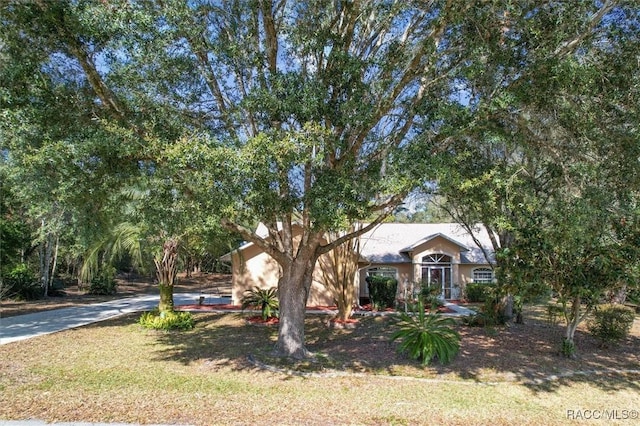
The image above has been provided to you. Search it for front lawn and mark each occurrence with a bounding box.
[0,307,638,425]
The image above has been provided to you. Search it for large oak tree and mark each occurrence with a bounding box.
[2,1,638,358]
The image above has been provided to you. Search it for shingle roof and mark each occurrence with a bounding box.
[221,222,496,265]
[359,223,495,264]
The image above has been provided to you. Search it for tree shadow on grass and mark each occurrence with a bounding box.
[143,312,279,371]
[124,309,640,392]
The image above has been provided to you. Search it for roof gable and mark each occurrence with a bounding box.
[400,233,469,253]
[359,223,495,265]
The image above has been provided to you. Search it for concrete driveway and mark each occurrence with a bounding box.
[0,293,230,345]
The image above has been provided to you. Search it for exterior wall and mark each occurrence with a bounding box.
[230,233,494,305]
[458,264,475,285]
[230,244,281,305]
[231,245,341,307]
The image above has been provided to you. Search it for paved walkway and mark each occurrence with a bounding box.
[0,293,229,345]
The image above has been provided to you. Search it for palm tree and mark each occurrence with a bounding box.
[81,222,180,313]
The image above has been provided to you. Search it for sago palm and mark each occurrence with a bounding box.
[241,286,279,320]
[391,302,460,365]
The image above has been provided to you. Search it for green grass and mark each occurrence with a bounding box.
[1,310,638,425]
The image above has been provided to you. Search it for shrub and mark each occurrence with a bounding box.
[464,283,494,303]
[419,282,444,310]
[365,275,397,309]
[627,287,640,305]
[391,302,460,365]
[588,304,636,347]
[3,263,42,300]
[48,278,66,297]
[461,296,508,327]
[241,286,279,320]
[139,309,195,331]
[561,338,576,357]
[88,266,118,295]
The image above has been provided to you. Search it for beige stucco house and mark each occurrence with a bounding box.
[222,223,496,306]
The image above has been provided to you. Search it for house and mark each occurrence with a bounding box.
[222,223,496,306]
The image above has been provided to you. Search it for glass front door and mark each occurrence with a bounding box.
[422,264,453,299]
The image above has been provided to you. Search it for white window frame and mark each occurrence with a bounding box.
[472,267,494,284]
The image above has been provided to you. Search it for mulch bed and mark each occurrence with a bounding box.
[175,303,457,314]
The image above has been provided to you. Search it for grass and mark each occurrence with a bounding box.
[1,308,639,425]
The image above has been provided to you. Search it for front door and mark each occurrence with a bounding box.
[423,266,453,299]
[421,254,453,300]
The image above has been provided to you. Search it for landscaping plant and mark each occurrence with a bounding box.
[3,263,41,300]
[588,304,636,348]
[464,283,493,303]
[391,302,460,366]
[365,275,398,310]
[139,309,195,331]
[88,266,118,295]
[241,286,279,321]
[419,282,444,310]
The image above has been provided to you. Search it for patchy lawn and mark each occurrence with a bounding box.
[0,300,638,425]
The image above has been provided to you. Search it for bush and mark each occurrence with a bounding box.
[3,263,42,300]
[391,302,460,365]
[241,286,279,320]
[48,278,66,297]
[588,304,636,347]
[464,283,494,303]
[365,275,397,310]
[139,309,195,331]
[462,296,508,327]
[419,282,444,310]
[88,266,118,295]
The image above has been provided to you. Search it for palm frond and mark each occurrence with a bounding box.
[80,222,146,283]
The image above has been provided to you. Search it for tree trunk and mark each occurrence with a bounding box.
[502,294,513,320]
[155,238,179,313]
[274,254,316,359]
[49,235,60,290]
[39,229,53,298]
[159,284,174,312]
[562,295,585,357]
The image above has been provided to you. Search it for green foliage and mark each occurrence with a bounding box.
[462,295,508,328]
[241,287,279,321]
[2,0,637,359]
[627,288,640,305]
[561,338,577,358]
[464,283,495,303]
[139,309,195,331]
[88,266,117,295]
[419,282,444,310]
[391,302,460,366]
[365,276,398,310]
[2,263,42,300]
[588,304,636,348]
[546,304,565,326]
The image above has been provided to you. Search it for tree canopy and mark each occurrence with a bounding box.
[1,0,638,357]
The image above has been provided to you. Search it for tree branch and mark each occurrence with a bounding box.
[553,0,617,58]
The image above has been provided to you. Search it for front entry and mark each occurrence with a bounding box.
[421,254,453,299]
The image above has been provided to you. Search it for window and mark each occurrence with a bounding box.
[366,266,397,279]
[472,268,494,284]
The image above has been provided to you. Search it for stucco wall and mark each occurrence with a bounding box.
[230,234,492,305]
[231,245,339,306]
